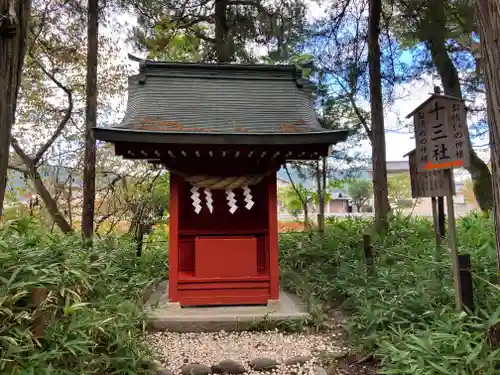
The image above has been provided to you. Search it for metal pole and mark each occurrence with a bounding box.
[438,196,446,238]
[431,197,443,282]
[431,197,441,247]
[445,168,462,310]
[458,254,474,312]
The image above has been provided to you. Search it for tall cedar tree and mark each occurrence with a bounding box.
[392,0,493,211]
[475,0,500,281]
[368,0,390,231]
[0,0,31,219]
[82,0,98,241]
[427,0,492,212]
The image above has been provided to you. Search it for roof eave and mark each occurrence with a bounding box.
[94,127,349,146]
[403,149,416,158]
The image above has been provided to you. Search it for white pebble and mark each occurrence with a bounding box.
[146,330,346,374]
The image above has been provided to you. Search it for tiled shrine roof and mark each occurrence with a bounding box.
[95,55,349,146]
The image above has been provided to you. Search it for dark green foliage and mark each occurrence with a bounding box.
[121,0,307,63]
[0,218,168,374]
[279,213,500,374]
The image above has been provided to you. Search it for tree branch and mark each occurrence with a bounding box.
[7,164,28,174]
[228,0,269,14]
[11,136,73,233]
[284,164,307,207]
[29,54,73,165]
[335,77,373,140]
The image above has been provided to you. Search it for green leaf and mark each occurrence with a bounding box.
[428,361,454,374]
[465,342,483,364]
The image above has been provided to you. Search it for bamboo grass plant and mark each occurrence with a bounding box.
[0,218,167,375]
[279,213,500,374]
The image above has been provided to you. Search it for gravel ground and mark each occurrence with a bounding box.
[147,329,365,375]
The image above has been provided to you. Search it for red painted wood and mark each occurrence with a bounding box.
[178,294,271,306]
[179,180,269,233]
[179,229,268,235]
[178,281,269,290]
[267,174,280,300]
[167,159,279,307]
[178,287,271,306]
[179,288,269,298]
[178,235,267,275]
[179,238,195,273]
[168,173,180,302]
[256,236,267,273]
[195,236,258,278]
[178,272,269,283]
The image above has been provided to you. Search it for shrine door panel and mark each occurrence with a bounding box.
[177,234,268,276]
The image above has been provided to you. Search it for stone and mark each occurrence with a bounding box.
[249,358,278,371]
[158,370,174,375]
[318,350,349,361]
[211,359,246,374]
[313,366,327,375]
[180,363,211,375]
[285,355,313,366]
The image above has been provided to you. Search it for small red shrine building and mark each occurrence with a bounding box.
[95,55,349,307]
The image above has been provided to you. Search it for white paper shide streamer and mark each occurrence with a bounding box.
[204,188,213,213]
[190,186,202,214]
[225,188,238,214]
[242,185,254,210]
[189,182,258,214]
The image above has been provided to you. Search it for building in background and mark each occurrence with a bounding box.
[364,161,475,216]
[277,159,478,219]
[6,163,477,221]
[276,167,352,218]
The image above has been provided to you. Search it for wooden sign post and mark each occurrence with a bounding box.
[406,93,471,311]
[405,149,453,279]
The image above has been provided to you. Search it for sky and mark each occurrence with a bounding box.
[105,0,489,170]
[305,1,489,170]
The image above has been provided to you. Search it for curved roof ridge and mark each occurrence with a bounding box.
[128,53,299,73]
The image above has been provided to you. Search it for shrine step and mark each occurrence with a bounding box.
[145,280,309,333]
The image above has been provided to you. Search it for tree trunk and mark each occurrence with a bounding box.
[82,0,98,242]
[128,202,142,236]
[302,202,309,228]
[11,139,73,233]
[67,177,73,228]
[321,157,327,229]
[214,0,231,62]
[0,0,31,220]
[475,0,500,282]
[425,0,493,212]
[316,160,325,233]
[136,231,144,257]
[368,0,390,232]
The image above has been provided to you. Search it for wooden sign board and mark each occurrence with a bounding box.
[408,94,471,172]
[408,150,455,198]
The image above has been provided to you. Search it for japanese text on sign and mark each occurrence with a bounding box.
[408,151,454,198]
[413,96,470,172]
